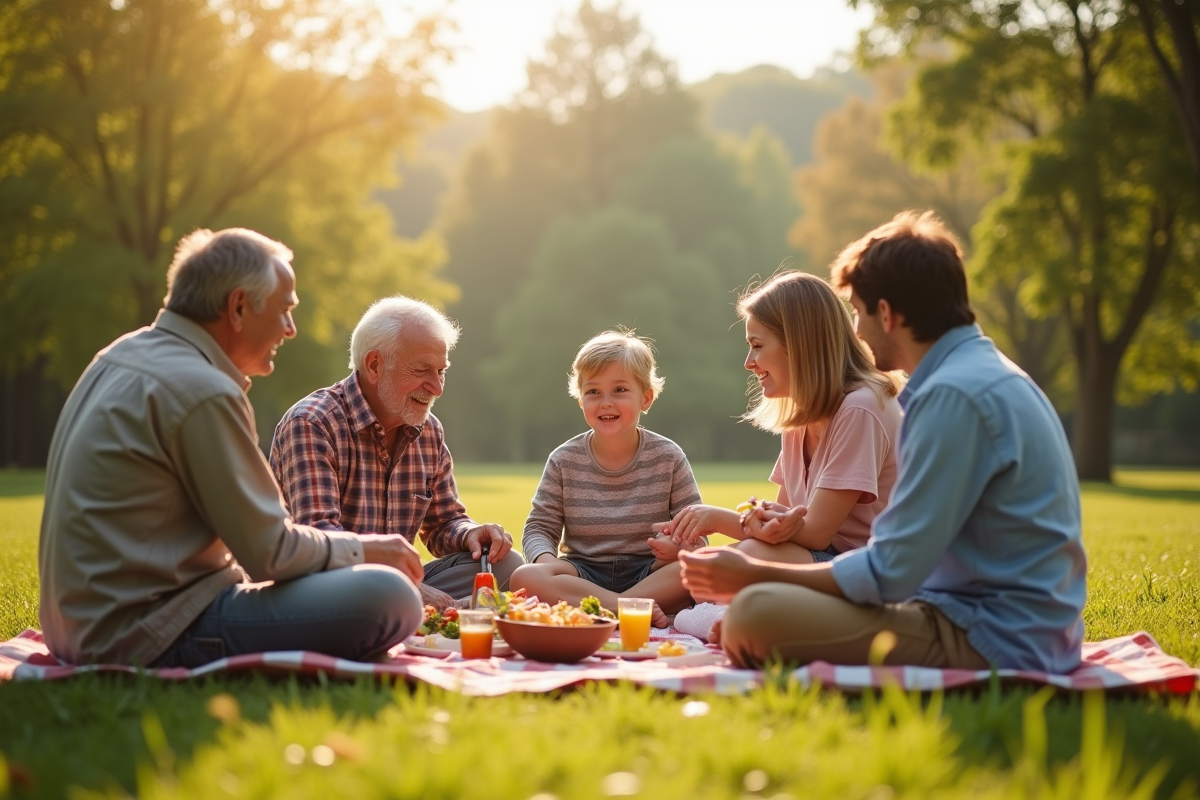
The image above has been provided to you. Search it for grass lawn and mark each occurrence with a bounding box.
[1,466,1198,799]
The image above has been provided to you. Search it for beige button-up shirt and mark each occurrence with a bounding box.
[39,310,365,665]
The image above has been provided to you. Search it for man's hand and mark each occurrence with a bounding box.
[745,501,807,545]
[419,582,459,612]
[464,523,513,563]
[679,547,766,604]
[359,533,424,585]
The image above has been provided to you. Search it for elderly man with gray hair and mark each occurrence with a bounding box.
[39,228,425,668]
[270,297,523,609]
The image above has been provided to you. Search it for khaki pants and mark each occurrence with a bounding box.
[721,583,990,670]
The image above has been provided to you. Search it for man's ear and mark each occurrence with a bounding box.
[362,350,382,385]
[226,287,248,332]
[876,298,904,333]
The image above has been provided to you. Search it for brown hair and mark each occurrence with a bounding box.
[568,329,665,401]
[829,210,975,342]
[738,271,900,432]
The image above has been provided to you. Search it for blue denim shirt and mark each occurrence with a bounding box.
[832,325,1087,672]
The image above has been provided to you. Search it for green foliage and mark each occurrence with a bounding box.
[860,0,1200,479]
[0,0,456,440]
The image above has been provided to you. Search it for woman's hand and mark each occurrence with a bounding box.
[745,500,807,545]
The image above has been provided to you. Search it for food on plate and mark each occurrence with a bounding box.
[502,596,613,626]
[656,640,688,657]
[475,587,529,616]
[417,605,460,639]
[579,595,616,620]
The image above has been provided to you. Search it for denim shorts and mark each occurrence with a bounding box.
[809,544,841,563]
[562,554,657,593]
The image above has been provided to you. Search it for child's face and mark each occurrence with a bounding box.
[577,362,654,440]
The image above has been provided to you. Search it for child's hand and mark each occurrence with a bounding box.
[647,533,682,562]
[657,504,721,546]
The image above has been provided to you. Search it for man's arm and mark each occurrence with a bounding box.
[831,387,1000,605]
[680,547,843,603]
[177,394,363,580]
[269,413,348,531]
[416,433,475,557]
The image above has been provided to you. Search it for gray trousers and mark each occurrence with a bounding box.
[151,564,423,668]
[423,549,526,599]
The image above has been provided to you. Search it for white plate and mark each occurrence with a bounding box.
[593,639,716,665]
[402,634,513,658]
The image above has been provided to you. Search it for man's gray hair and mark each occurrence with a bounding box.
[164,228,293,322]
[349,296,461,371]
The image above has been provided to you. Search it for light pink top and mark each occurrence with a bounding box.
[769,384,903,554]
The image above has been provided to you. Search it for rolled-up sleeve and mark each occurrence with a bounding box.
[176,394,363,581]
[832,387,999,605]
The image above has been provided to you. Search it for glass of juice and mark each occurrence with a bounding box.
[458,609,495,659]
[617,597,653,652]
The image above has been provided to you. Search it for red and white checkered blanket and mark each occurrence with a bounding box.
[2,629,1194,695]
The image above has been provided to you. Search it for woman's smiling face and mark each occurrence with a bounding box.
[744,314,791,400]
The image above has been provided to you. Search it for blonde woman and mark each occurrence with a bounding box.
[657,270,903,565]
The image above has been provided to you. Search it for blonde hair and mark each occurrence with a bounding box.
[568,329,665,401]
[738,271,900,432]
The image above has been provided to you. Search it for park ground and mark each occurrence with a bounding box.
[0,465,1198,799]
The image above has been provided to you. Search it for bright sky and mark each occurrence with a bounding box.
[392,1,875,112]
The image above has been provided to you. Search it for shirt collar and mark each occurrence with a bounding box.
[342,370,424,440]
[898,324,982,411]
[154,309,250,392]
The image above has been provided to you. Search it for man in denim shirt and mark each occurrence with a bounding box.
[681,211,1086,673]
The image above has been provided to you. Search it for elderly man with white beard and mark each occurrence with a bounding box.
[271,296,523,609]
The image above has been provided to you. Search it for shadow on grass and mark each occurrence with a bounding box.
[1082,481,1200,504]
[0,671,401,800]
[0,470,45,498]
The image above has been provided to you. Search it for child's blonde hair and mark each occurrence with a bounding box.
[738,271,900,433]
[568,329,665,401]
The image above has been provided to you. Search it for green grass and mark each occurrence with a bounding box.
[1,467,1199,799]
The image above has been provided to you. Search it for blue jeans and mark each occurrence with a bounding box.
[563,555,657,593]
[151,564,422,668]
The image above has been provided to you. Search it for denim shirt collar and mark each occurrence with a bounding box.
[898,324,983,411]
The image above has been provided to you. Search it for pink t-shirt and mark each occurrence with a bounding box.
[769,385,903,554]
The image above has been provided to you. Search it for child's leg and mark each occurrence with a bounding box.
[622,561,693,627]
[509,560,620,609]
[734,538,816,564]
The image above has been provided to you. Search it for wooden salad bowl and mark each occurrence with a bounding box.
[494,617,618,663]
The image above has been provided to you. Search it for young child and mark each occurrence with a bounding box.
[509,330,703,623]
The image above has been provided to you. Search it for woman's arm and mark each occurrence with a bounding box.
[748,488,861,549]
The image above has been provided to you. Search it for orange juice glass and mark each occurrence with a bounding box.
[617,598,653,652]
[458,609,494,659]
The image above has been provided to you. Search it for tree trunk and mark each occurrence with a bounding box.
[1071,350,1121,482]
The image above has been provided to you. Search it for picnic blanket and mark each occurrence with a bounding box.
[1,629,1195,695]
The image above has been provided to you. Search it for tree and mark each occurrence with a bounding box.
[860,0,1200,480]
[0,0,449,390]
[1131,0,1200,191]
[480,207,750,461]
[434,1,698,460]
[789,61,1069,399]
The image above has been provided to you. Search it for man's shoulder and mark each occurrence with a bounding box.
[102,326,242,407]
[920,335,1031,403]
[280,380,352,426]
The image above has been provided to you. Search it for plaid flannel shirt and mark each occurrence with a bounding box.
[269,372,473,557]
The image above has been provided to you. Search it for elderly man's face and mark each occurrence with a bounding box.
[375,324,450,427]
[235,260,298,377]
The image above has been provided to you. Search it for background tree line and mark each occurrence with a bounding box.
[2,0,1197,480]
